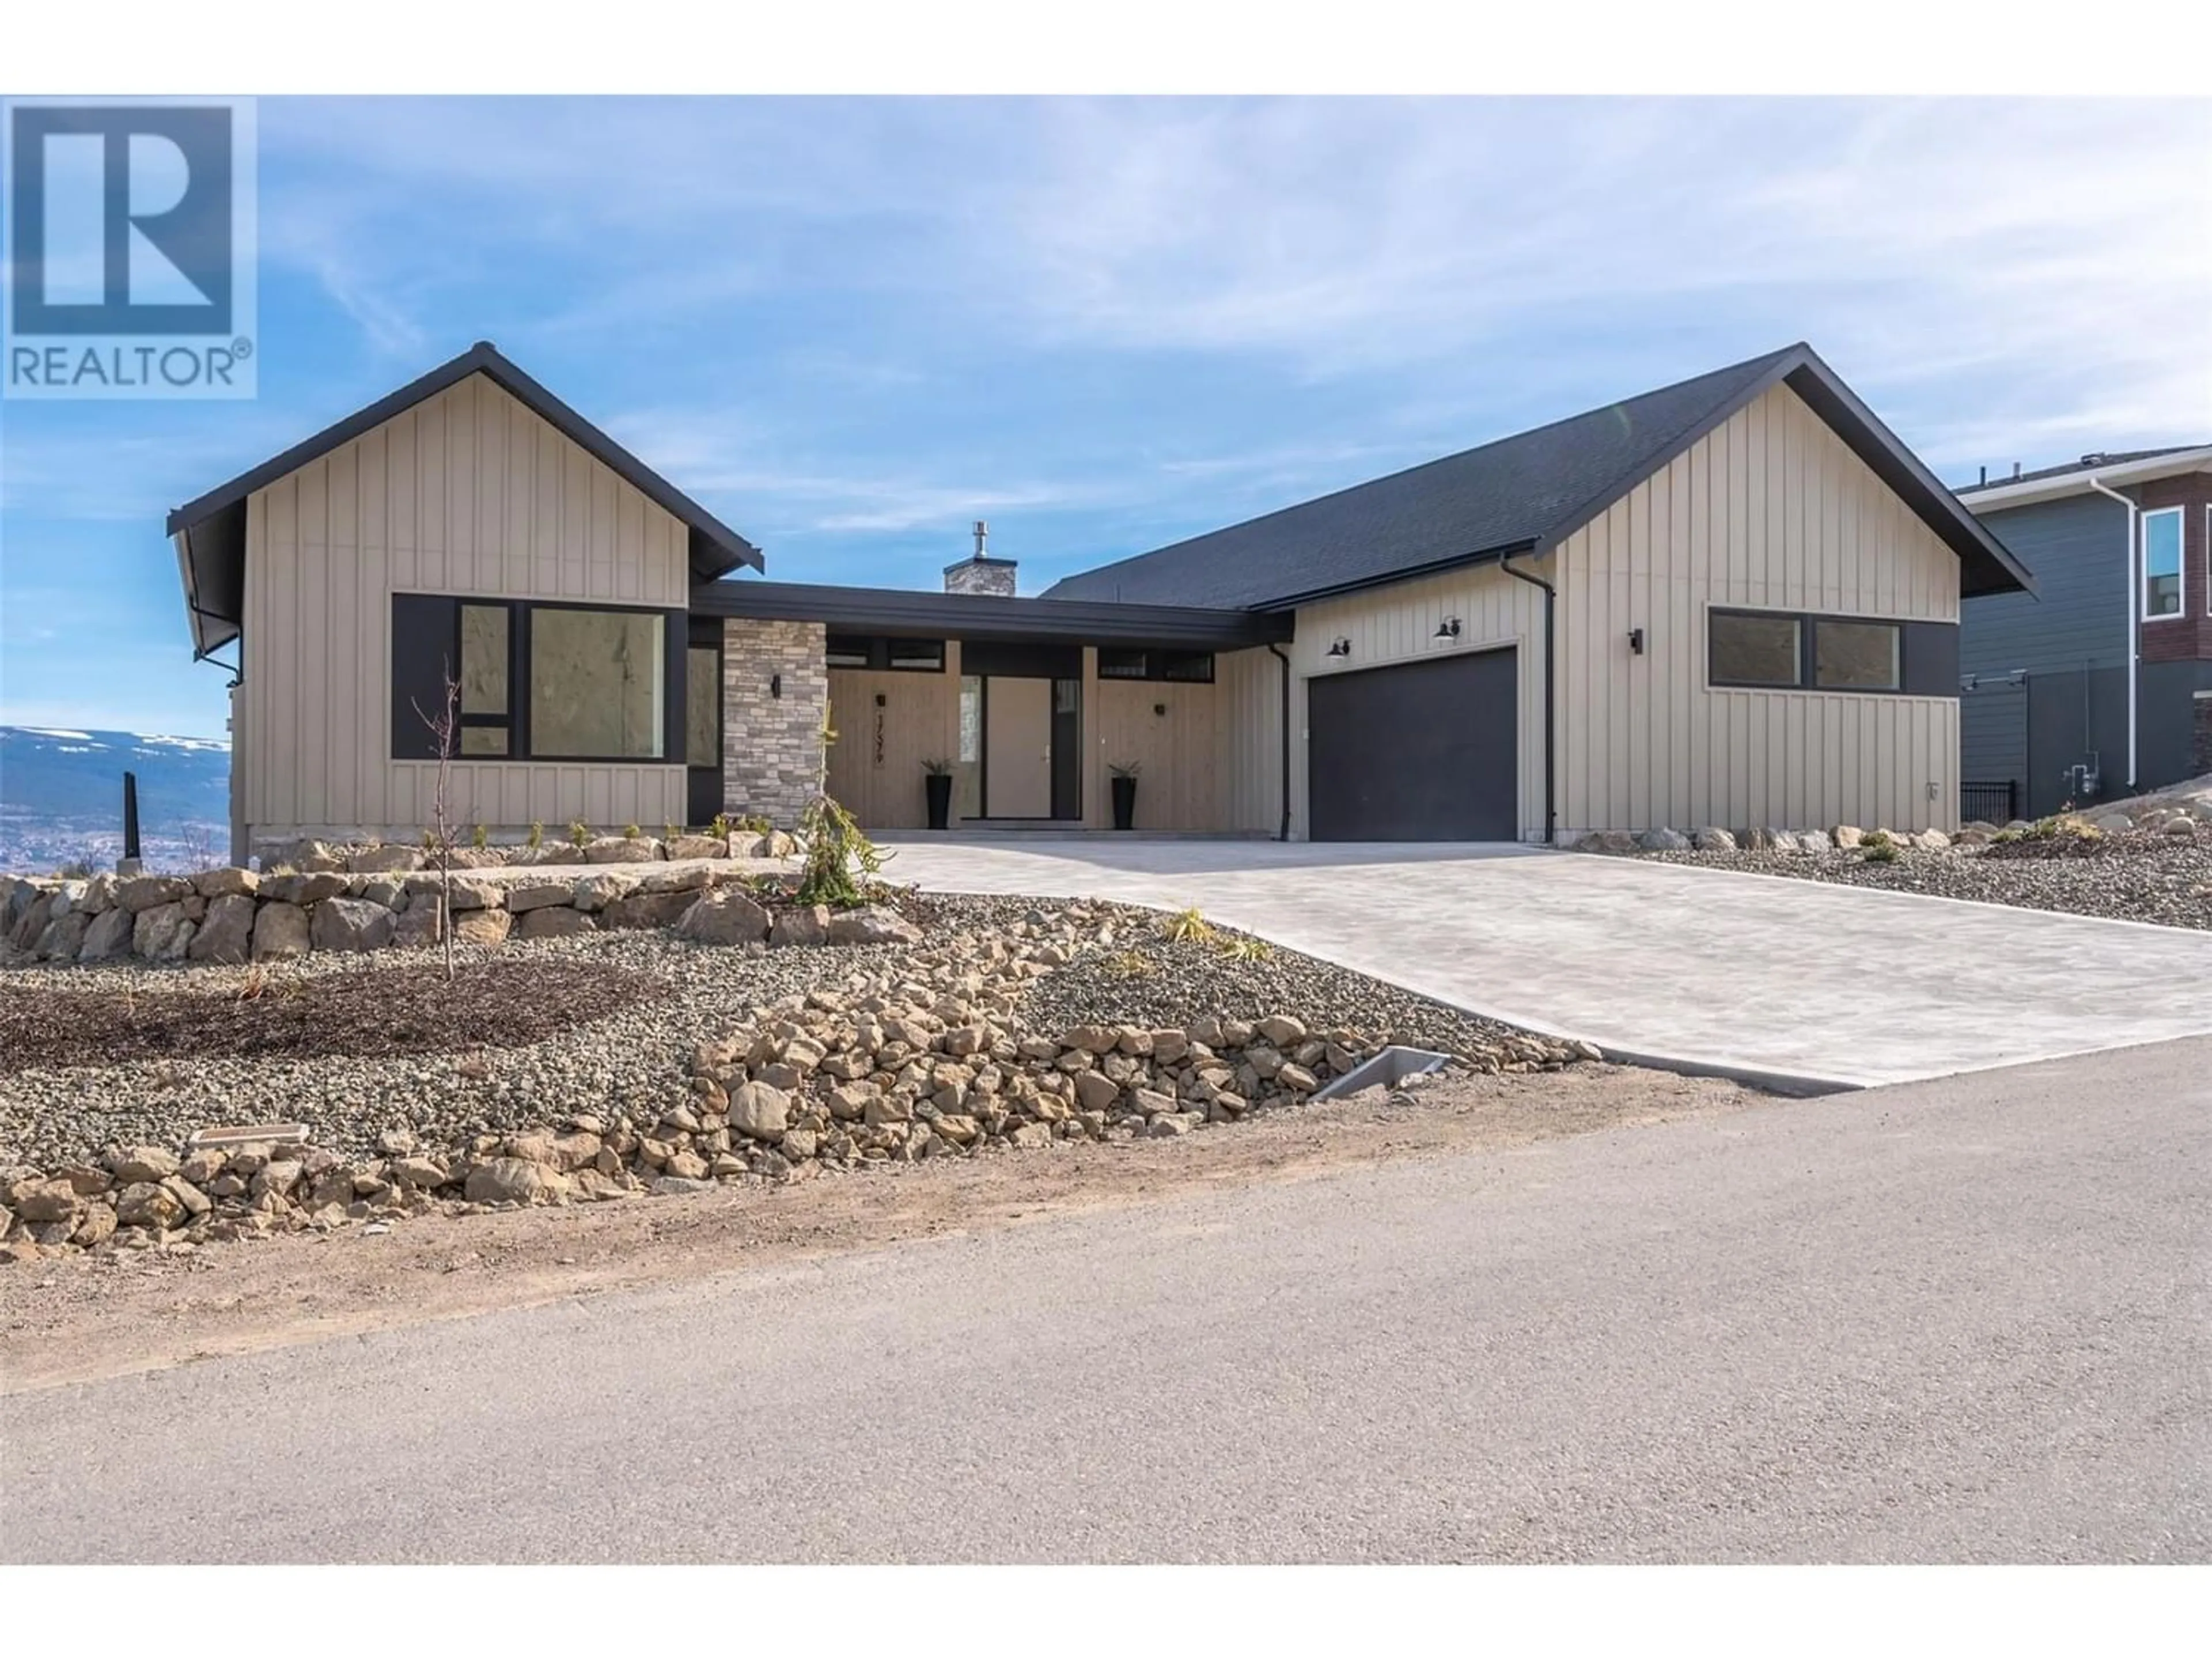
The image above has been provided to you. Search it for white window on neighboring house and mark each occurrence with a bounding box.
[2143,506,2184,620]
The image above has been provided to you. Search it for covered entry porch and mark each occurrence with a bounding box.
[688,580,1295,835]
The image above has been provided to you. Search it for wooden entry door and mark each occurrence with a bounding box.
[984,677,1053,817]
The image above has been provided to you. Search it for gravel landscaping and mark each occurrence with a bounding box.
[1635,828,2212,931]
[0,895,1592,1259]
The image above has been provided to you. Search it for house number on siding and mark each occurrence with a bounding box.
[874,710,885,766]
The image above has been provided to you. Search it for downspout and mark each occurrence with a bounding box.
[2084,476,2139,790]
[1501,551,1557,844]
[1267,642,1292,841]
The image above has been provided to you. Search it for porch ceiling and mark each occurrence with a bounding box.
[690,578,1294,650]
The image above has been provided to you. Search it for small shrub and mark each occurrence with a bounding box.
[1218,935,1273,963]
[1161,905,1214,944]
[736,813,772,836]
[709,813,731,839]
[623,822,642,841]
[794,792,888,908]
[237,964,268,1002]
[1105,948,1156,977]
[1862,840,1900,865]
[568,820,590,848]
[662,821,680,844]
[421,827,439,851]
[1861,829,1895,850]
[471,823,489,851]
[527,821,544,850]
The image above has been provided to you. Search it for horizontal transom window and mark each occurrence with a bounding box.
[825,634,946,673]
[1709,608,1907,694]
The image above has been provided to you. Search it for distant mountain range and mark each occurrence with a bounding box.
[0,725,230,874]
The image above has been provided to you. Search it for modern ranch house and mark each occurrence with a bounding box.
[168,340,2033,864]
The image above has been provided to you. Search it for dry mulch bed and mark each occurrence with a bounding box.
[0,957,664,1074]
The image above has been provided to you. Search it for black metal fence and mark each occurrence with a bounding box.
[1960,780,2018,825]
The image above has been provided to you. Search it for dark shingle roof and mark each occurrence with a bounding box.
[1045,343,2032,607]
[1956,445,2210,493]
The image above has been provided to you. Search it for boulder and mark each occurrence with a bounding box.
[36,912,92,961]
[1795,828,1834,853]
[1830,824,1864,849]
[402,872,502,911]
[603,889,699,930]
[1255,1014,1308,1048]
[770,904,832,948]
[463,1158,569,1206]
[192,866,259,899]
[505,880,581,914]
[2089,813,2132,834]
[1743,827,1782,851]
[1635,827,1691,851]
[186,893,256,964]
[350,844,425,874]
[516,906,598,940]
[637,863,713,895]
[729,1081,791,1141]
[8,1177,81,1223]
[115,873,192,912]
[2165,817,2199,838]
[252,902,312,960]
[9,893,54,952]
[584,836,661,865]
[393,905,444,949]
[1277,1063,1320,1093]
[132,902,195,961]
[1691,826,1738,852]
[1573,830,1638,854]
[1913,828,1952,851]
[823,904,922,946]
[1072,1069,1121,1113]
[675,889,771,945]
[668,835,726,862]
[571,871,637,913]
[453,908,513,947]
[76,904,137,963]
[267,870,348,906]
[113,1181,185,1230]
[109,1146,181,1183]
[71,1204,118,1248]
[310,897,397,953]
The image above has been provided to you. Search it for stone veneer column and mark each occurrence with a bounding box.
[721,619,828,827]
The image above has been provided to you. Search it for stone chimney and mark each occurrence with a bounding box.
[944,518,1018,597]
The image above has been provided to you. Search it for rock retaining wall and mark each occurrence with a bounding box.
[2,862,913,968]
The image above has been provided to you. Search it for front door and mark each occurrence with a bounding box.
[984,676,1053,817]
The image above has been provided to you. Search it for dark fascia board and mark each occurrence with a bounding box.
[691,579,1296,649]
[164,340,764,585]
[1252,539,1542,611]
[1529,343,2037,601]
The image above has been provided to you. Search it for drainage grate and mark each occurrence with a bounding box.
[1311,1046,1453,1102]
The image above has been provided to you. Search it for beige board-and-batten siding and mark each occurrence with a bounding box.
[823,652,960,830]
[1553,380,1960,838]
[237,373,690,851]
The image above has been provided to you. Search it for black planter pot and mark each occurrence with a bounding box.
[1110,775,1138,831]
[925,772,953,831]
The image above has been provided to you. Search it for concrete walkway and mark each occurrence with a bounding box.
[876,835,2212,1089]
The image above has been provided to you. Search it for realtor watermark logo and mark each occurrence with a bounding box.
[3,97,257,398]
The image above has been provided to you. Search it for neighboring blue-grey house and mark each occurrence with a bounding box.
[1956,446,2212,821]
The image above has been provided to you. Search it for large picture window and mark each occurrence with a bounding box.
[391,595,681,763]
[1708,611,1802,688]
[1812,619,1901,691]
[2143,506,2183,620]
[531,607,666,759]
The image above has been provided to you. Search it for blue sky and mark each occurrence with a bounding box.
[3,95,2209,740]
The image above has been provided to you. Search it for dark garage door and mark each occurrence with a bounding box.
[1308,648,1517,840]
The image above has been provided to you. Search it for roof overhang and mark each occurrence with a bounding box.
[1957,447,2212,513]
[164,342,764,655]
[691,579,1296,650]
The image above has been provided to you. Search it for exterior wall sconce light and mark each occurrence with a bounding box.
[1325,638,1351,658]
[770,672,783,699]
[874,692,887,707]
[1628,627,1645,655]
[1433,617,1461,641]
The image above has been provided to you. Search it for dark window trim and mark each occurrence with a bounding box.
[1096,646,1216,684]
[1707,605,1948,698]
[391,593,685,766]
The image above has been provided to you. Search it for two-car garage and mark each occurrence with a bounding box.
[1306,647,1518,842]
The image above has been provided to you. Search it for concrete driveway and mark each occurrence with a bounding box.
[877,836,2212,1089]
